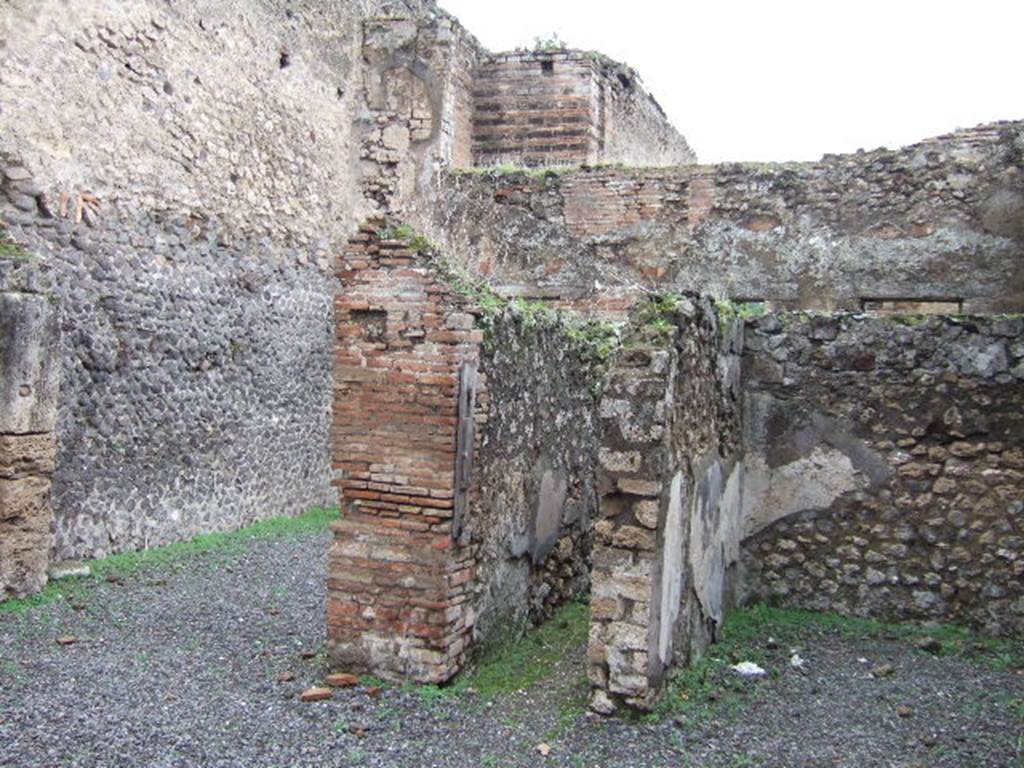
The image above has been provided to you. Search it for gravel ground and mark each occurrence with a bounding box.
[1,528,1021,768]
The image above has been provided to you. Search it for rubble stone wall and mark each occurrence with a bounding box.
[588,298,743,713]
[740,313,1024,635]
[0,0,482,561]
[431,121,1024,314]
[467,308,604,645]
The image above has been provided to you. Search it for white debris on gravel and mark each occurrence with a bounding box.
[790,654,805,669]
[730,661,767,677]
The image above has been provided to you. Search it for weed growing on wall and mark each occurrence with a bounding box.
[715,299,767,325]
[0,227,31,260]
[530,33,567,52]
[379,219,624,366]
[620,293,684,347]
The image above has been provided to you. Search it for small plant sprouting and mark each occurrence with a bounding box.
[531,33,567,52]
[0,227,32,261]
[715,299,767,325]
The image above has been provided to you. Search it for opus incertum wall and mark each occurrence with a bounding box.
[740,313,1024,635]
[430,121,1024,316]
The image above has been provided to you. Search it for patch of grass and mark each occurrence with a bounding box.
[652,603,1023,723]
[736,604,1022,670]
[407,600,590,711]
[716,299,767,325]
[621,293,684,347]
[373,220,624,371]
[532,32,567,52]
[453,600,590,700]
[0,507,340,616]
[565,319,621,365]
[0,659,24,684]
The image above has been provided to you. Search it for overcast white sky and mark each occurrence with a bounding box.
[437,0,1023,162]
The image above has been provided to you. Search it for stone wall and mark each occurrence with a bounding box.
[592,56,696,168]
[740,313,1024,635]
[430,121,1024,314]
[356,10,482,217]
[0,0,484,562]
[467,307,604,644]
[329,220,608,677]
[588,298,743,713]
[470,51,694,170]
[0,249,60,598]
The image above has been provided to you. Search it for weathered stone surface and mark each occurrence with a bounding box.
[0,293,59,434]
[589,297,743,714]
[0,476,54,598]
[430,122,1024,317]
[741,313,1024,635]
[0,433,56,478]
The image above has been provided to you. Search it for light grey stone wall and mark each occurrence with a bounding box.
[588,297,743,713]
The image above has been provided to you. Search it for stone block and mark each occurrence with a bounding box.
[0,433,56,478]
[0,293,60,434]
[0,475,54,598]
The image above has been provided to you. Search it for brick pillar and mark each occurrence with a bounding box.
[328,220,482,682]
[1,291,60,600]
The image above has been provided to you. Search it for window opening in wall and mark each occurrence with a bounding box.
[860,298,963,315]
[541,60,554,75]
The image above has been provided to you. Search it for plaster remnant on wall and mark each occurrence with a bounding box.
[741,448,860,539]
[658,471,685,665]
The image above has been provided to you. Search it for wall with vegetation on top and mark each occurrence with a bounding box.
[588,297,744,713]
[429,122,1024,316]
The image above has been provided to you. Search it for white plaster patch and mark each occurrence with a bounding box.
[742,448,860,539]
[658,471,686,665]
[688,462,744,627]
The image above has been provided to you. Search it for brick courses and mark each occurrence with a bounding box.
[328,219,483,682]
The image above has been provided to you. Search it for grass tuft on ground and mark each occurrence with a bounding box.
[409,599,590,712]
[0,506,340,615]
[454,600,590,699]
[653,603,1024,723]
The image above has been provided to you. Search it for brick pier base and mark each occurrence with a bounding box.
[327,220,481,682]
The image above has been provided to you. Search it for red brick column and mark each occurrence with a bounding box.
[328,220,482,682]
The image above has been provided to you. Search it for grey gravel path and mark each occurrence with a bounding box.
[1,528,1021,768]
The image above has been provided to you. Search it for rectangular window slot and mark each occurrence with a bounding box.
[860,298,962,315]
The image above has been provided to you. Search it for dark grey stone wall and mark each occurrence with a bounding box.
[740,313,1024,635]
[2,156,335,559]
[467,307,604,644]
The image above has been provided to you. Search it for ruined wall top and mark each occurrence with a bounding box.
[428,119,1024,315]
[471,49,695,169]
